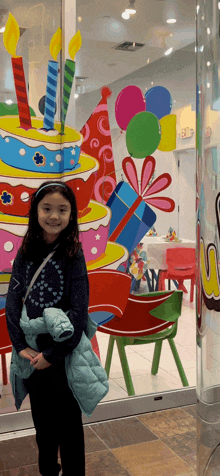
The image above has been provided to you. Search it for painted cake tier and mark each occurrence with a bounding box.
[0,200,112,271]
[78,200,111,262]
[0,154,99,215]
[0,273,11,297]
[0,215,27,272]
[0,116,83,173]
[86,242,128,271]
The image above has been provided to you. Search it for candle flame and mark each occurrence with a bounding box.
[3,13,20,58]
[68,30,82,61]
[50,27,62,61]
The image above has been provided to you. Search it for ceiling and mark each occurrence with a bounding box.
[75,0,196,92]
[0,0,196,95]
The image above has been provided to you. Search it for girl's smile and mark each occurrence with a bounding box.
[37,192,72,243]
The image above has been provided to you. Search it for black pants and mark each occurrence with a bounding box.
[25,362,85,476]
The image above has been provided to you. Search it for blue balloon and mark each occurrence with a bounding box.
[145,86,172,120]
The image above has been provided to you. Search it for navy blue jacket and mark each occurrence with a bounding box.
[5,240,89,364]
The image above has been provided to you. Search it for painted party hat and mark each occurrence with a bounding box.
[80,86,117,204]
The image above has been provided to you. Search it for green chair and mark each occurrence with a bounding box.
[97,290,189,396]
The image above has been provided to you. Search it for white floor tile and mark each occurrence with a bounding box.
[113,369,182,396]
[101,378,128,401]
[170,367,196,387]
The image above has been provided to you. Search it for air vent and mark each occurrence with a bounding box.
[114,41,145,52]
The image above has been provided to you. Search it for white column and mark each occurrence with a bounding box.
[62,0,76,127]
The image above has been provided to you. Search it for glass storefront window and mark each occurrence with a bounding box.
[0,0,197,429]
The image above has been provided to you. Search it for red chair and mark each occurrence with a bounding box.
[0,308,12,385]
[159,248,196,302]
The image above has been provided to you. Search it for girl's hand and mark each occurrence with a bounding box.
[19,347,40,361]
[30,352,52,370]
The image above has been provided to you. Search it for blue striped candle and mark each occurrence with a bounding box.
[43,60,59,130]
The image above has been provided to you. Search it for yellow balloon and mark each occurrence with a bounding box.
[158,114,176,151]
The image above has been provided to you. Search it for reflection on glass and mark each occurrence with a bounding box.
[0,0,62,416]
[197,0,220,474]
[76,0,196,403]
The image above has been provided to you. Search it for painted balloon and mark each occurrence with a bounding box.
[115,85,146,130]
[145,86,172,120]
[126,111,161,158]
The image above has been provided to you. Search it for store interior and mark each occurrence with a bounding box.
[0,0,197,416]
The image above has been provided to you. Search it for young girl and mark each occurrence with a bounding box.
[6,181,88,476]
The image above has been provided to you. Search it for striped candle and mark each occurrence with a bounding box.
[3,13,32,130]
[43,60,59,130]
[11,57,32,130]
[61,59,75,134]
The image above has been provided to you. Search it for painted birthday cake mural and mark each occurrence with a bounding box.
[0,13,128,285]
[0,13,177,331]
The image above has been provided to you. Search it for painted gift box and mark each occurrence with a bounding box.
[107,156,175,254]
[107,181,156,254]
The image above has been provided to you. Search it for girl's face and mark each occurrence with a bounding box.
[37,192,72,243]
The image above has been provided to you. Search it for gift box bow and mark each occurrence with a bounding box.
[109,156,175,243]
[122,156,175,212]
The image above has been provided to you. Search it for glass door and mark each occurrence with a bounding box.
[0,0,65,432]
[75,0,197,422]
[1,0,197,433]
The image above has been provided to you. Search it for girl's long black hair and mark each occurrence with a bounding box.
[19,181,81,260]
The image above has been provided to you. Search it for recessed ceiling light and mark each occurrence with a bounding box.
[207,61,211,66]
[122,11,130,19]
[167,18,176,24]
[207,27,210,34]
[74,93,79,99]
[165,47,173,55]
[0,26,5,33]
[125,0,136,14]
[207,82,210,88]
[77,16,82,22]
[151,82,154,85]
[147,58,150,63]
[170,33,173,37]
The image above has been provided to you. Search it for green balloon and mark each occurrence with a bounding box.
[126,111,161,158]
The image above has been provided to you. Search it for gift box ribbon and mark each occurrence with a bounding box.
[109,156,175,242]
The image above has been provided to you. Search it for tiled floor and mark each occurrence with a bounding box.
[0,405,197,475]
[0,280,196,413]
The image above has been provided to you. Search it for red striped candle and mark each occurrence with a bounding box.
[11,57,32,130]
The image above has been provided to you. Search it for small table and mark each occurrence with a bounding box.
[140,236,196,291]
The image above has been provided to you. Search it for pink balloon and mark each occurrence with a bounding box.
[115,85,146,130]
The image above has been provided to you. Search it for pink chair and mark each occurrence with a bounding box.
[159,248,196,302]
[0,308,12,385]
